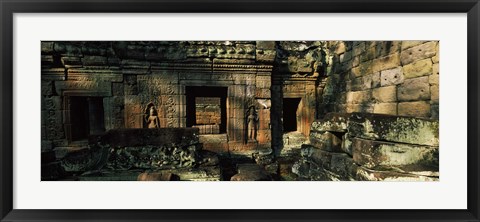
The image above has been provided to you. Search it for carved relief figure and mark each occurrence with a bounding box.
[246,106,259,142]
[145,105,160,129]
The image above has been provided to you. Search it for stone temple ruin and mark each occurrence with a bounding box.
[41,41,439,181]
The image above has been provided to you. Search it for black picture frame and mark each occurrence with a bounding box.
[1,0,479,221]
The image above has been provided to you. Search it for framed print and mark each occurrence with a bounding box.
[1,0,479,221]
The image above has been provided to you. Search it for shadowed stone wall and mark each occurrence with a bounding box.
[321,41,439,119]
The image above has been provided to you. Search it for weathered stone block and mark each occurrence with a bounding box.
[294,146,359,181]
[108,57,121,66]
[55,81,112,96]
[398,101,431,118]
[376,41,401,58]
[61,56,82,68]
[299,145,332,168]
[429,73,439,86]
[339,51,352,63]
[380,67,404,86]
[372,53,401,73]
[41,42,54,54]
[341,133,353,155]
[255,88,271,98]
[335,42,347,54]
[352,138,438,170]
[335,59,352,74]
[256,41,275,50]
[348,113,439,146]
[431,104,439,120]
[83,56,108,66]
[54,42,82,56]
[309,131,342,152]
[360,46,376,62]
[351,60,373,77]
[401,41,427,50]
[346,104,373,113]
[112,83,124,96]
[403,58,433,79]
[329,153,358,180]
[124,75,138,95]
[67,70,123,82]
[431,86,439,103]
[432,43,439,64]
[400,41,437,65]
[372,86,396,103]
[432,63,439,76]
[371,72,381,88]
[352,42,366,56]
[373,103,397,115]
[311,113,349,132]
[397,76,430,101]
[346,90,371,104]
[352,56,360,68]
[350,76,371,91]
[256,50,276,62]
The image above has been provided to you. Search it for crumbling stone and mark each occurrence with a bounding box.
[352,138,438,170]
[348,113,439,146]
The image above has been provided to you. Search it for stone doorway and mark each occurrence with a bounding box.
[282,98,302,133]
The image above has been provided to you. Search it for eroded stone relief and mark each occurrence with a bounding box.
[40,41,439,181]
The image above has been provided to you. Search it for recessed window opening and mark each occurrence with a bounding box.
[186,86,227,134]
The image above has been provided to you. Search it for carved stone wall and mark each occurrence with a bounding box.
[41,41,275,155]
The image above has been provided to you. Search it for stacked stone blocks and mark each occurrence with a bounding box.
[326,41,439,119]
[293,112,439,181]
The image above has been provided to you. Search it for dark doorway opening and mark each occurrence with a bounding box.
[69,96,105,141]
[283,98,301,132]
[186,86,227,134]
